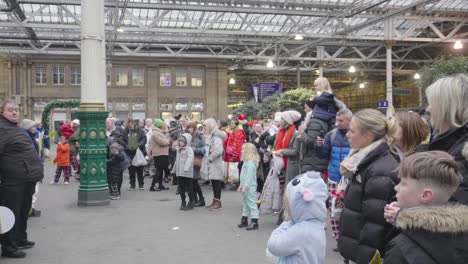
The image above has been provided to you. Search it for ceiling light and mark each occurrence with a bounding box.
[315,69,320,74]
[267,60,275,68]
[454,40,463,50]
[294,33,303,41]
[414,73,421,79]
[359,83,365,89]
[348,65,356,73]
[229,77,236,85]
[116,28,124,33]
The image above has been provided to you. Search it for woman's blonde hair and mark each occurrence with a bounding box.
[241,143,260,163]
[314,77,333,93]
[353,109,396,147]
[393,112,429,155]
[203,118,217,135]
[425,74,468,133]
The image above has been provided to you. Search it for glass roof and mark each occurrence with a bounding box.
[0,0,466,71]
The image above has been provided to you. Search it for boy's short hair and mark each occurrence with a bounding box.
[399,151,462,197]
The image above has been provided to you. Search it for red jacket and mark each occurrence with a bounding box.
[55,142,70,167]
[223,128,246,162]
[60,124,74,139]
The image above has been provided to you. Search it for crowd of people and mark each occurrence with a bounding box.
[0,74,467,263]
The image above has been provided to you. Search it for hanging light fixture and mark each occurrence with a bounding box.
[294,33,303,40]
[359,83,365,89]
[414,73,421,79]
[454,40,463,50]
[267,59,275,68]
[116,27,124,33]
[229,77,236,85]
[349,65,356,73]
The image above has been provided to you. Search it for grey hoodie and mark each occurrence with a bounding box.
[172,133,194,178]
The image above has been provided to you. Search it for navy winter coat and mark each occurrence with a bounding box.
[318,128,351,183]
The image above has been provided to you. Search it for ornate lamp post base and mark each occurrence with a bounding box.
[77,108,110,206]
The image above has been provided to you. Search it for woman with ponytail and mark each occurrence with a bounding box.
[337,109,399,264]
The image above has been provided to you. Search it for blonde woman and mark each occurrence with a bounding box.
[203,118,228,210]
[425,74,468,205]
[338,109,399,264]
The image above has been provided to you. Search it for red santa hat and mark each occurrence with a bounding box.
[237,114,248,124]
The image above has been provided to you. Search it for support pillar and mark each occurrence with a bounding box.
[77,0,109,206]
[296,64,301,88]
[384,19,394,118]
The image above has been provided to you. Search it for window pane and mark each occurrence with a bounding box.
[175,102,188,111]
[190,102,204,111]
[116,67,128,86]
[160,103,172,111]
[132,103,145,111]
[161,112,172,120]
[132,68,144,86]
[53,66,64,85]
[132,112,146,120]
[160,68,171,86]
[71,66,80,85]
[114,102,130,111]
[35,66,46,85]
[176,68,187,86]
[191,68,203,86]
[190,112,202,122]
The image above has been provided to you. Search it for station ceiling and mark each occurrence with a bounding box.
[0,0,467,76]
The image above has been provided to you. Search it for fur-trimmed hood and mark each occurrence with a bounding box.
[396,204,468,234]
[388,204,468,264]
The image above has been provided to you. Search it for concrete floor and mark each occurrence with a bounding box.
[2,158,345,264]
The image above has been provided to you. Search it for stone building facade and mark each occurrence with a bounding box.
[0,57,228,130]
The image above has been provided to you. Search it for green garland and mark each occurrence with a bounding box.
[41,99,80,133]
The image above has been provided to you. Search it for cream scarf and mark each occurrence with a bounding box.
[340,139,386,179]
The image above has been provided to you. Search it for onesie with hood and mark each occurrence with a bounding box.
[267,171,327,264]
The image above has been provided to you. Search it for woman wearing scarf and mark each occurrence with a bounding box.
[272,110,302,184]
[338,109,399,264]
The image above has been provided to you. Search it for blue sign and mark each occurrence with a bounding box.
[378,100,388,108]
[248,83,282,103]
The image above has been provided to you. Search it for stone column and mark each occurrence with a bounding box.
[147,67,159,117]
[77,0,109,206]
[216,64,228,119]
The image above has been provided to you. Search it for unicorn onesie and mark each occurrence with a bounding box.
[267,171,327,264]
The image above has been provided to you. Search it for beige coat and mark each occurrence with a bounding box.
[149,126,169,157]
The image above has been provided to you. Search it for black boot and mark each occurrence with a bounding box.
[246,218,259,230]
[183,202,194,211]
[179,201,187,210]
[238,216,248,228]
[194,198,205,207]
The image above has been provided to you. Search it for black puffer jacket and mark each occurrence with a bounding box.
[429,126,468,205]
[299,117,330,173]
[385,205,468,264]
[338,141,399,264]
[0,115,44,185]
[107,151,124,182]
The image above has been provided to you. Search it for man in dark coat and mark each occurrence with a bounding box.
[0,100,44,258]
